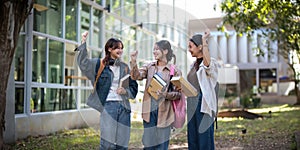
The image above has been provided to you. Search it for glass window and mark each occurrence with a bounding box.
[148,3,158,30]
[136,1,149,23]
[122,39,135,63]
[66,0,78,41]
[14,35,25,81]
[144,23,158,34]
[120,24,136,62]
[34,0,63,37]
[92,8,103,47]
[65,43,76,85]
[31,88,77,113]
[81,3,90,44]
[136,30,154,64]
[99,0,121,15]
[158,2,174,25]
[66,43,91,87]
[80,89,93,109]
[166,26,172,40]
[95,0,103,5]
[259,69,277,93]
[91,50,102,58]
[31,88,45,112]
[179,30,187,49]
[175,47,187,76]
[105,15,121,36]
[174,28,179,46]
[65,43,90,87]
[15,88,24,114]
[31,88,39,113]
[65,43,76,70]
[123,0,135,20]
[111,0,121,15]
[158,24,166,38]
[48,40,64,84]
[80,77,91,87]
[32,35,47,83]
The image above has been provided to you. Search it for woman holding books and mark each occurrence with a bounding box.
[130,40,182,150]
[186,29,218,150]
[76,31,138,149]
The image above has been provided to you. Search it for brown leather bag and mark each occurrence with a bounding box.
[93,58,105,93]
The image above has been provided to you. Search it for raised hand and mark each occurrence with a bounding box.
[201,29,211,66]
[81,31,88,43]
[202,29,210,43]
[130,50,138,62]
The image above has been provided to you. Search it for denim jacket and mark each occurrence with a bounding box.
[76,43,138,112]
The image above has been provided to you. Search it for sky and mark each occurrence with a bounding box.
[145,0,223,19]
[179,0,223,19]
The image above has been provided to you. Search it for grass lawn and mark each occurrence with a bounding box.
[215,104,300,149]
[8,104,300,150]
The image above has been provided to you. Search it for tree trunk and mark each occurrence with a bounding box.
[290,63,300,105]
[0,1,32,149]
[294,80,300,105]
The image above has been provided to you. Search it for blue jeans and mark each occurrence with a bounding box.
[100,101,131,150]
[142,99,171,150]
[187,94,215,150]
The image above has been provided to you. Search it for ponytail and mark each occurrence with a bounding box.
[172,53,176,64]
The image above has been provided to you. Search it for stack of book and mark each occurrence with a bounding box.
[147,74,167,100]
[170,76,198,97]
[119,74,130,88]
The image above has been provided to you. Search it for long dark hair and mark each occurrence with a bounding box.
[103,38,123,65]
[155,40,176,64]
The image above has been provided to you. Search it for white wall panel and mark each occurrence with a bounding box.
[238,34,248,63]
[218,35,227,63]
[228,33,237,63]
[248,31,258,63]
[208,35,218,59]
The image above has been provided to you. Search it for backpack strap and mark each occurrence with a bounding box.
[170,64,175,76]
[168,65,175,91]
[93,58,105,93]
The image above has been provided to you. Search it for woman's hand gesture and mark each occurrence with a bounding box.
[130,50,138,62]
[117,87,127,95]
[202,29,210,44]
[81,31,88,43]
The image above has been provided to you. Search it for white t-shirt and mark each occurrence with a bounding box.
[106,65,123,101]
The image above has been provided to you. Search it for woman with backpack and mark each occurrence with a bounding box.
[76,31,138,149]
[130,40,182,150]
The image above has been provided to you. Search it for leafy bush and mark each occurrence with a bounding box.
[240,94,261,108]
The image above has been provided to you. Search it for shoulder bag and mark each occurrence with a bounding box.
[169,65,186,128]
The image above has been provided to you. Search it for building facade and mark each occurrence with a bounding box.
[6,0,198,142]
[189,18,294,101]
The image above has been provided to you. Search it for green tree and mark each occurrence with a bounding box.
[0,1,33,148]
[219,0,300,105]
